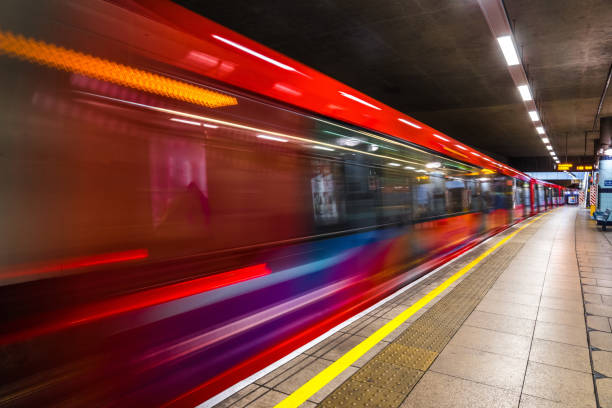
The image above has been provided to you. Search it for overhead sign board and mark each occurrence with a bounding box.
[557,163,572,170]
[576,165,593,171]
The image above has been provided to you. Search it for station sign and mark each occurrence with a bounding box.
[576,165,593,171]
[557,163,572,171]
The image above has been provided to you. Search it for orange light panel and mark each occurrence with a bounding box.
[0,29,237,108]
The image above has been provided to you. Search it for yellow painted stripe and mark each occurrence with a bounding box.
[275,213,546,408]
[0,29,237,108]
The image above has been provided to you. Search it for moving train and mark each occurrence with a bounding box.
[0,1,563,406]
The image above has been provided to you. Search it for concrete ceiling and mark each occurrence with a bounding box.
[176,0,612,169]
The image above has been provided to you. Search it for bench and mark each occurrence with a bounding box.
[595,209,612,231]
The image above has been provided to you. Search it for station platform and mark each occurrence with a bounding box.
[211,206,612,408]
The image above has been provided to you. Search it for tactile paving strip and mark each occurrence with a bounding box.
[321,232,529,408]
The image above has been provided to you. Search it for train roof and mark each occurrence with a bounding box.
[78,1,562,186]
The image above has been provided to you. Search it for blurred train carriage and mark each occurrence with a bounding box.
[0,0,563,406]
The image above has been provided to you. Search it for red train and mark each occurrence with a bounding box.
[0,1,563,406]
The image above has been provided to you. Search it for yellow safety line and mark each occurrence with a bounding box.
[275,213,546,408]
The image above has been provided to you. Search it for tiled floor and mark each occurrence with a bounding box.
[578,210,612,407]
[213,207,611,408]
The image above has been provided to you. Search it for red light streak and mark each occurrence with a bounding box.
[2,249,149,283]
[0,263,271,345]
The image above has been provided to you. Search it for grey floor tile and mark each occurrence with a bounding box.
[216,384,268,408]
[592,350,612,377]
[522,361,595,408]
[584,293,603,304]
[541,286,583,301]
[598,279,612,288]
[529,338,591,373]
[256,355,313,387]
[430,344,527,392]
[483,289,541,307]
[544,281,581,291]
[539,296,584,313]
[536,307,585,329]
[604,295,612,306]
[464,310,535,337]
[586,303,612,318]
[274,358,331,395]
[449,325,531,359]
[350,318,392,338]
[581,278,597,285]
[381,305,410,320]
[476,299,539,320]
[245,390,290,407]
[587,315,611,332]
[492,281,543,296]
[590,331,612,351]
[534,321,588,347]
[595,378,612,408]
[400,371,520,408]
[519,394,568,407]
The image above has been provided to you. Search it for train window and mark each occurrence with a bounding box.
[378,168,411,224]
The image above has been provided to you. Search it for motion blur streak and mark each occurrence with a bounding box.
[1,263,271,345]
[1,249,149,285]
[0,29,237,108]
[0,1,564,406]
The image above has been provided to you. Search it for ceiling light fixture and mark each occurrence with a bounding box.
[528,111,539,121]
[542,137,549,143]
[536,126,545,134]
[425,162,442,168]
[471,152,481,157]
[388,162,401,167]
[203,123,219,128]
[517,85,533,101]
[496,35,520,66]
[404,166,415,170]
[398,118,422,129]
[546,145,553,150]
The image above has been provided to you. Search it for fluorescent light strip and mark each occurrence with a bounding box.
[212,34,299,73]
[388,162,401,167]
[433,133,449,141]
[203,123,219,128]
[528,111,539,121]
[536,127,545,134]
[257,134,289,143]
[425,162,441,168]
[404,166,415,170]
[339,91,382,110]
[398,118,422,129]
[455,144,468,151]
[496,35,520,66]
[312,145,335,151]
[517,85,532,101]
[471,152,481,157]
[542,137,549,143]
[546,145,553,150]
[170,117,201,126]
